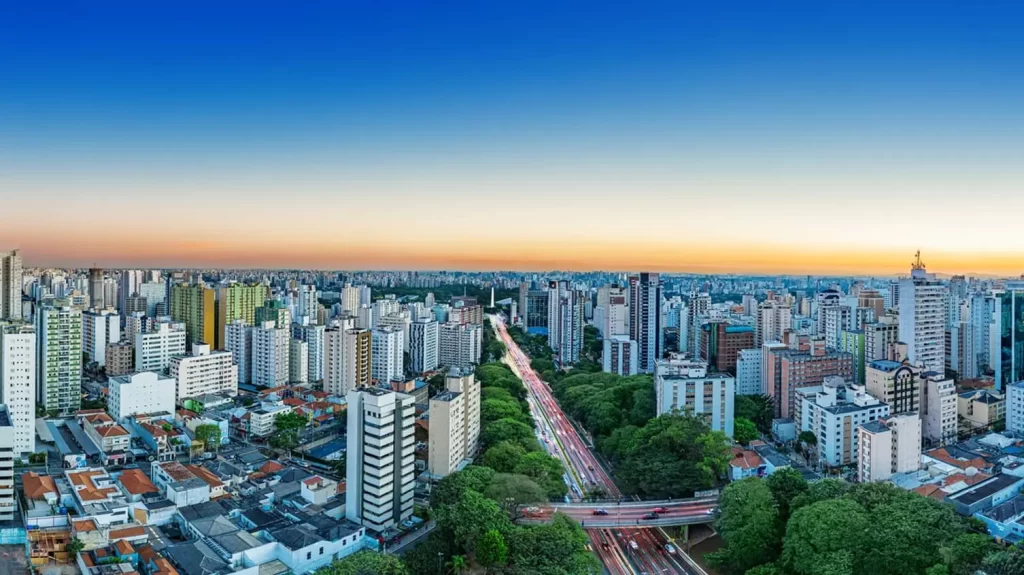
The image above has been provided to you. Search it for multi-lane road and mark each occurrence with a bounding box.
[493,316,706,575]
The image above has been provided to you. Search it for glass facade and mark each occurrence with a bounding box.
[998,288,1024,391]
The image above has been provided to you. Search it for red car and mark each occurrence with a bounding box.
[652,507,668,514]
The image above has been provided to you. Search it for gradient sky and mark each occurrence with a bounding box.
[4,1,1024,275]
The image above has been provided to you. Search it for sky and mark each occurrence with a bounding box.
[3,1,1024,275]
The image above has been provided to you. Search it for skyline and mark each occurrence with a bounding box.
[5,2,1024,274]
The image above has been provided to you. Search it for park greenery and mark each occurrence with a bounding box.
[549,370,731,498]
[194,424,222,452]
[270,410,309,450]
[709,469,1005,575]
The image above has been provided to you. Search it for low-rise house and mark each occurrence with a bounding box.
[151,462,211,507]
[80,413,130,466]
[23,472,73,566]
[947,473,1024,516]
[186,465,227,499]
[300,475,338,506]
[959,389,1006,431]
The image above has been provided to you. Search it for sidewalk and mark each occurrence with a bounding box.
[388,520,437,556]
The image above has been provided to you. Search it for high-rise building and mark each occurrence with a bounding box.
[170,284,215,348]
[602,335,638,376]
[0,250,23,321]
[255,299,291,330]
[215,283,268,350]
[755,301,792,348]
[799,378,889,468]
[224,320,253,384]
[857,414,922,483]
[700,322,754,375]
[595,284,629,338]
[735,348,762,395]
[687,293,711,357]
[323,323,357,395]
[764,334,854,419]
[371,327,404,384]
[341,284,362,316]
[654,357,735,437]
[921,373,957,445]
[89,268,104,309]
[840,329,866,385]
[105,341,134,377]
[124,295,148,316]
[547,281,584,366]
[822,305,851,350]
[409,319,440,374]
[108,371,176,421]
[439,322,482,369]
[864,315,901,364]
[946,321,977,379]
[82,309,120,366]
[428,368,482,477]
[170,344,239,402]
[37,305,83,416]
[865,360,921,415]
[898,253,947,375]
[346,388,415,532]
[0,322,35,456]
[296,284,319,324]
[343,328,373,392]
[994,281,1024,391]
[0,407,14,519]
[524,290,549,332]
[629,273,663,373]
[289,339,309,384]
[138,282,166,317]
[135,320,187,373]
[292,323,325,384]
[251,321,289,387]
[117,269,144,314]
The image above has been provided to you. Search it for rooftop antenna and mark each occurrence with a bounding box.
[911,250,925,271]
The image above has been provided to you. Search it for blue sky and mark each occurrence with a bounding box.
[3,1,1024,273]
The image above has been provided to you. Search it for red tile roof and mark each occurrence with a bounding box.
[109,525,146,541]
[260,461,285,474]
[22,472,57,499]
[119,468,159,496]
[729,447,764,470]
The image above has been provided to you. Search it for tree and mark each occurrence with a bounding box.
[274,411,308,432]
[477,529,509,571]
[484,473,547,517]
[513,452,568,498]
[746,566,781,575]
[733,418,759,445]
[982,546,1024,575]
[798,430,817,446]
[940,533,998,575]
[269,430,298,450]
[505,513,600,575]
[859,488,968,575]
[431,466,496,508]
[708,478,781,574]
[781,498,869,575]
[67,537,85,555]
[314,551,407,575]
[436,490,512,555]
[613,413,731,498]
[481,441,527,473]
[480,418,540,453]
[790,478,849,512]
[765,467,808,523]
[481,398,524,425]
[450,555,467,575]
[194,424,222,452]
[735,394,775,434]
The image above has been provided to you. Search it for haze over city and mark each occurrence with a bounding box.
[6,2,1024,274]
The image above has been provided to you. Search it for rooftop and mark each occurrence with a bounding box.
[948,473,1024,507]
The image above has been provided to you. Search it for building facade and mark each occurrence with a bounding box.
[735,348,762,395]
[371,327,403,384]
[0,250,22,321]
[409,319,439,374]
[170,344,239,402]
[629,273,662,373]
[898,258,948,375]
[82,309,120,367]
[654,357,735,437]
[602,335,638,376]
[251,321,290,388]
[108,371,176,421]
[0,322,35,456]
[170,284,215,347]
[37,305,83,416]
[857,414,922,482]
[215,283,268,350]
[135,320,187,373]
[346,388,415,532]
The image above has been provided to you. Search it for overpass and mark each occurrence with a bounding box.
[519,497,719,528]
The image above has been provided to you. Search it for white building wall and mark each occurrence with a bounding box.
[371,327,403,384]
[409,320,439,374]
[252,322,289,387]
[225,320,253,384]
[170,344,239,402]
[736,348,763,395]
[135,321,186,373]
[109,372,176,421]
[0,324,35,456]
[82,310,120,366]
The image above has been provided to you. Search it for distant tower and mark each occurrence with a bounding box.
[490,287,495,308]
[89,267,104,309]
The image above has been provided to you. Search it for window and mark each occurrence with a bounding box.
[320,547,324,555]
[307,552,312,560]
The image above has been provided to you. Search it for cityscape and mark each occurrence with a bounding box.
[7,2,1024,575]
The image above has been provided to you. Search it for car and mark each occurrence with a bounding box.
[587,464,594,471]
[629,540,639,551]
[652,507,668,514]
[642,512,659,520]
[523,507,543,518]
[592,509,609,516]
[705,508,715,515]
[665,544,677,555]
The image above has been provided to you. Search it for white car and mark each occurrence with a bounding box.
[665,544,676,554]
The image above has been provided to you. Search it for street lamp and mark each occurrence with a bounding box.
[437,551,444,575]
